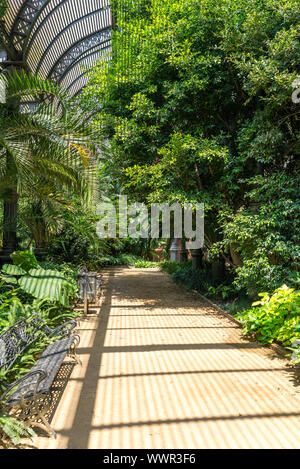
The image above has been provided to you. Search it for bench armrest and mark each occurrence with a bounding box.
[0,370,47,405]
[49,320,77,339]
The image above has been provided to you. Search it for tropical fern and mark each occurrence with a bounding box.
[0,0,6,20]
[0,414,36,446]
[0,70,102,251]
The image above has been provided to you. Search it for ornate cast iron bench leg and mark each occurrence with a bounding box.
[68,335,82,366]
[21,393,56,439]
[3,373,57,439]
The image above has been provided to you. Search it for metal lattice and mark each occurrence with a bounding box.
[49,29,112,81]
[2,0,113,96]
[10,0,50,51]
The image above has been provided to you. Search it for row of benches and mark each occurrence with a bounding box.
[0,271,103,439]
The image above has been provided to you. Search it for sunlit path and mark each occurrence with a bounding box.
[33,267,300,449]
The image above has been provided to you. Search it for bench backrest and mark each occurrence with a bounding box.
[0,314,52,372]
[78,271,103,301]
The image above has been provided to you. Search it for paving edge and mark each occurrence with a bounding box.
[191,289,291,360]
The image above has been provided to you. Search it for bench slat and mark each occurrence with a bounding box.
[5,336,77,405]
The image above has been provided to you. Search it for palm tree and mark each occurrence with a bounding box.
[0,69,99,262]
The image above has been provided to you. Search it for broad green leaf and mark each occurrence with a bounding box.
[2,264,26,276]
[0,274,18,284]
[18,268,75,307]
[10,250,39,273]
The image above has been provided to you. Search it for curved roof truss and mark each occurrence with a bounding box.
[55,38,111,84]
[2,0,113,97]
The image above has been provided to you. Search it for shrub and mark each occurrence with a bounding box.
[221,296,253,316]
[94,254,142,267]
[172,266,217,292]
[46,229,91,264]
[290,323,300,364]
[160,261,191,276]
[1,253,79,307]
[0,255,80,446]
[134,260,159,268]
[236,285,300,347]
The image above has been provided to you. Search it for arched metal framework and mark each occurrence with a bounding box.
[1,0,113,97]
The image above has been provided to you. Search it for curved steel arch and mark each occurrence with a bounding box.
[65,73,89,97]
[60,48,111,91]
[3,0,113,96]
[57,39,111,84]
[34,7,111,76]
[24,0,71,61]
[47,28,112,81]
[10,0,54,51]
[64,47,112,96]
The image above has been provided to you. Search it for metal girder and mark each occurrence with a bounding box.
[34,7,111,75]
[3,0,113,97]
[0,20,22,62]
[10,0,50,51]
[65,46,112,96]
[23,0,68,59]
[65,73,89,97]
[47,29,112,81]
[57,40,111,84]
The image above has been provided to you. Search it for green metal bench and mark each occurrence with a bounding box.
[0,313,80,438]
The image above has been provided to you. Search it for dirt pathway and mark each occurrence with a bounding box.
[34,267,300,449]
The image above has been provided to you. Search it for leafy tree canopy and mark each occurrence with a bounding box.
[81,0,300,295]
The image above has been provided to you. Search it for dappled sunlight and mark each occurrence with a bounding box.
[32,268,300,449]
[0,0,298,452]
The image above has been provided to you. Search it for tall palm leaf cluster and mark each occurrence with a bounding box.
[0,70,99,257]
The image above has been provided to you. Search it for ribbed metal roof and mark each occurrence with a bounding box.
[1,0,113,97]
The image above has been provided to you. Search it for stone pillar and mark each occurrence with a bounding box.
[169,238,187,263]
[0,189,18,264]
[191,248,203,269]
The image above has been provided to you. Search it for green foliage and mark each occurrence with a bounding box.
[171,266,218,292]
[161,261,236,297]
[10,250,38,273]
[287,271,300,289]
[0,288,25,328]
[82,0,300,297]
[47,229,91,265]
[0,70,100,258]
[39,261,79,285]
[18,269,76,308]
[222,296,253,317]
[160,260,190,275]
[220,173,300,296]
[1,251,77,307]
[291,323,300,363]
[95,253,142,267]
[0,414,36,446]
[134,260,159,268]
[0,0,6,20]
[44,201,104,265]
[0,257,80,446]
[1,263,25,277]
[236,285,300,347]
[207,284,239,300]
